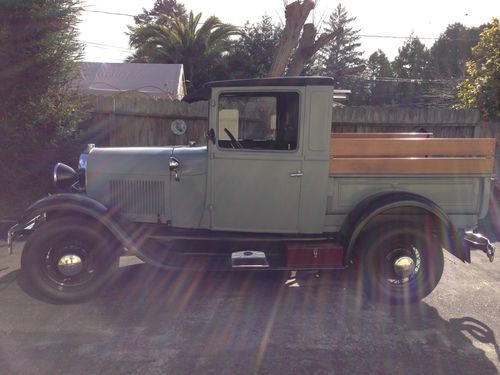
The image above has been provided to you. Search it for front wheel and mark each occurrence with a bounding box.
[20,217,120,304]
[358,225,444,304]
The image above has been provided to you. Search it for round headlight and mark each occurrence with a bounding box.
[78,153,88,188]
[53,163,78,189]
[79,153,88,171]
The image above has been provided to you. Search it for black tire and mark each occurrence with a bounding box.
[358,224,444,304]
[20,217,120,304]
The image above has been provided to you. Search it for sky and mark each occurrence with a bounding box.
[79,0,499,63]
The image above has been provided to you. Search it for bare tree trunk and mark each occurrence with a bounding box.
[267,0,315,77]
[287,25,343,76]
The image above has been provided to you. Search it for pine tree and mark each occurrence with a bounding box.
[392,37,432,106]
[132,0,187,27]
[321,4,364,85]
[366,50,395,105]
[320,3,365,103]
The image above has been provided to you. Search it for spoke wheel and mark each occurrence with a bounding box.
[360,225,444,304]
[21,217,119,304]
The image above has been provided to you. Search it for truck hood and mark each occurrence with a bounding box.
[88,147,175,177]
[87,146,208,177]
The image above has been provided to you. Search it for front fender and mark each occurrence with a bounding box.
[8,194,138,256]
[342,191,469,263]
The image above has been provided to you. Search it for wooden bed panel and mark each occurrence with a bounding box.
[330,157,494,175]
[331,133,432,139]
[331,138,496,158]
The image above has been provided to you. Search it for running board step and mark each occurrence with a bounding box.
[231,251,269,268]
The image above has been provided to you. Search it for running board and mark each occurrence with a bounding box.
[149,230,337,243]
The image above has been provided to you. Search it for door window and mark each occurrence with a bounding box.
[217,92,299,151]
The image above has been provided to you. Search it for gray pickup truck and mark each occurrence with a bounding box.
[8,77,496,304]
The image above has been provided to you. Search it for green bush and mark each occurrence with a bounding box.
[0,0,86,216]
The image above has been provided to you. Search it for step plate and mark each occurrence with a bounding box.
[231,251,269,268]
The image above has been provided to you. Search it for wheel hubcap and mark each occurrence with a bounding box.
[393,256,415,279]
[57,254,83,276]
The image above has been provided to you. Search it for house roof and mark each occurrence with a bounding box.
[79,62,185,98]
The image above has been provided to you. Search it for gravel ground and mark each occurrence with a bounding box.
[0,241,499,375]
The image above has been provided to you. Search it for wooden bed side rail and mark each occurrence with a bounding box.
[329,137,496,175]
[331,132,433,139]
[330,138,496,158]
[330,157,494,175]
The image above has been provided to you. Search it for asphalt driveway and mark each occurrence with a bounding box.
[0,241,499,374]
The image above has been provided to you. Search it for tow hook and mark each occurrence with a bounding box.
[464,231,495,262]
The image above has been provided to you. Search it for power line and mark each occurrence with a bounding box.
[84,41,134,52]
[81,9,480,42]
[352,75,460,83]
[360,34,438,40]
[82,9,135,17]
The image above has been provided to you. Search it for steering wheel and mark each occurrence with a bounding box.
[224,128,243,149]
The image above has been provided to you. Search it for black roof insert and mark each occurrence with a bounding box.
[205,76,334,88]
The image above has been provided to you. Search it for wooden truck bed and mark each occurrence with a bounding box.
[329,134,496,175]
[325,133,496,232]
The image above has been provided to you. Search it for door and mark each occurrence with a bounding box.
[209,90,303,233]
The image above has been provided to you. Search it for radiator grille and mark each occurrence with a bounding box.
[109,180,166,216]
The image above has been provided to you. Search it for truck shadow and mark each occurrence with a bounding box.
[97,264,499,373]
[1,264,498,374]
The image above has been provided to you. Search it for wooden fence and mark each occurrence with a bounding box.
[81,95,208,147]
[81,95,499,174]
[331,107,482,138]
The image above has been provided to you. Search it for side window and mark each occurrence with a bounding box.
[218,92,299,151]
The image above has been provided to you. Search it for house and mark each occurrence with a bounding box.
[78,62,187,100]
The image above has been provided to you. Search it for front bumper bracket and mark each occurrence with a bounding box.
[464,231,495,262]
[6,215,44,255]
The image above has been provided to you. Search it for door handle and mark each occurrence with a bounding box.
[290,170,303,177]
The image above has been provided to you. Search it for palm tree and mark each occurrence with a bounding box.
[128,11,239,88]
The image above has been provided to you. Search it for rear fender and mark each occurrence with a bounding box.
[341,191,469,264]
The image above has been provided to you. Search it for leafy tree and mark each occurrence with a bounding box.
[226,16,282,79]
[458,19,500,120]
[132,0,186,27]
[0,0,84,209]
[429,23,484,79]
[365,50,395,105]
[128,11,238,88]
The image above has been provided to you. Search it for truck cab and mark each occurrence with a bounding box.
[205,77,334,234]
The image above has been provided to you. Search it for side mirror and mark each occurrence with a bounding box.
[207,128,216,145]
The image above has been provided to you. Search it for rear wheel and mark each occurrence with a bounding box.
[358,224,444,304]
[20,217,120,304]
